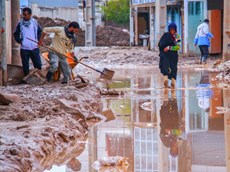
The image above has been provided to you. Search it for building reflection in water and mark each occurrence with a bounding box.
[89,69,229,172]
[43,68,227,172]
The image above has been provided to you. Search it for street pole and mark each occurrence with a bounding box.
[11,0,21,65]
[85,0,96,46]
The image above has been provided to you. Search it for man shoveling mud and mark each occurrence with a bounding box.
[39,22,80,84]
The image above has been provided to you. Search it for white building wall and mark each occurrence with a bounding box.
[31,4,79,23]
[31,3,104,30]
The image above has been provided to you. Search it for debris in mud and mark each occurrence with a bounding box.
[66,158,82,171]
[92,156,129,170]
[211,60,230,83]
[22,69,47,85]
[212,59,222,68]
[100,89,125,96]
[216,107,230,114]
[101,109,115,122]
[0,93,21,105]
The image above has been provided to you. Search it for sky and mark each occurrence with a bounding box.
[20,0,28,7]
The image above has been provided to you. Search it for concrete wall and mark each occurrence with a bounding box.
[5,0,12,65]
[223,0,230,60]
[31,4,79,23]
[31,3,104,30]
[29,0,78,8]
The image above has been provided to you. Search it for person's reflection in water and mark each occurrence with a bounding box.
[196,70,213,112]
[159,89,184,157]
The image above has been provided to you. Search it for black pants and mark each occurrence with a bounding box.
[199,45,209,63]
[20,48,42,76]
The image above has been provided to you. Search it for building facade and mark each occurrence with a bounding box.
[130,0,229,59]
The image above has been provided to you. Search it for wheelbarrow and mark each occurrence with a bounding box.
[42,52,87,82]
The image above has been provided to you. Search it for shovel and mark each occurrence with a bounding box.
[26,37,115,81]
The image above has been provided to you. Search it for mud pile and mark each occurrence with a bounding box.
[76,47,159,66]
[0,83,101,171]
[33,16,129,46]
[96,26,129,46]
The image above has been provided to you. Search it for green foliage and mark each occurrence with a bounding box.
[101,0,130,25]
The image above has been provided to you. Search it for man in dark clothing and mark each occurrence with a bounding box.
[13,7,42,76]
[158,23,181,88]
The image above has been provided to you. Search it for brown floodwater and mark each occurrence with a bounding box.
[45,66,230,172]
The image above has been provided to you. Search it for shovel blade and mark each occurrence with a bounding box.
[100,68,115,81]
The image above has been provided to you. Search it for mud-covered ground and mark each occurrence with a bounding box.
[74,46,220,66]
[0,83,102,172]
[1,45,228,171]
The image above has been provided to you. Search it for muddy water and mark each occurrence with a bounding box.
[45,67,230,172]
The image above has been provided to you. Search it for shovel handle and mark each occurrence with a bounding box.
[26,37,108,76]
[77,61,108,76]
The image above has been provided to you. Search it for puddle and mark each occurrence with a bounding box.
[45,67,230,172]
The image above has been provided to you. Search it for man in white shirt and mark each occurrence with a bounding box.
[194,19,213,64]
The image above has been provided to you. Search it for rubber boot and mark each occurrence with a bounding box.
[163,76,168,88]
[171,78,176,88]
[46,71,53,82]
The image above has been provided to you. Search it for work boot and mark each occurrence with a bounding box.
[171,78,176,88]
[163,76,168,88]
[61,77,69,84]
[46,71,53,82]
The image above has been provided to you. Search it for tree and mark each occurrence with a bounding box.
[101,0,130,26]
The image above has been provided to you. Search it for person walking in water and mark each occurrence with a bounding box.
[194,19,213,64]
[158,23,181,88]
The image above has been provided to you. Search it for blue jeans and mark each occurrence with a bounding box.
[20,48,42,76]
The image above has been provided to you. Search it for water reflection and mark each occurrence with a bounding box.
[159,90,184,158]
[45,68,230,172]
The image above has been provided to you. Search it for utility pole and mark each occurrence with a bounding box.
[11,0,21,65]
[85,0,96,46]
[155,0,167,51]
[0,0,7,86]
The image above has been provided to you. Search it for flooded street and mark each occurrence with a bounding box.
[45,66,230,172]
